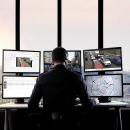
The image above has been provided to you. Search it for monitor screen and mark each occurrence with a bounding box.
[3,49,41,73]
[2,76,37,98]
[83,47,122,72]
[84,74,123,97]
[43,50,81,72]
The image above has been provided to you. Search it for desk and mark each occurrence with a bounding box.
[0,102,42,130]
[77,101,129,130]
[96,101,129,130]
[0,101,129,130]
[119,107,130,130]
[97,101,129,107]
[0,102,28,109]
[0,103,28,130]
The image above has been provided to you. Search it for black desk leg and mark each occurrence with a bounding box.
[115,108,122,130]
[4,109,13,130]
[4,109,8,130]
[119,108,123,130]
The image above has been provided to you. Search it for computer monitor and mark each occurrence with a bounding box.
[43,50,81,72]
[2,75,37,99]
[3,49,41,73]
[84,74,123,97]
[83,47,122,72]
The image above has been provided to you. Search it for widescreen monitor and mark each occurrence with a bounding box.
[84,74,123,97]
[2,76,37,99]
[83,47,122,72]
[3,49,41,73]
[43,50,81,72]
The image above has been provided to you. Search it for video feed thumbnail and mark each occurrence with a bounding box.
[16,57,32,67]
[43,51,53,72]
[65,51,81,72]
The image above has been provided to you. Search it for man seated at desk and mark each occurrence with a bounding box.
[28,47,95,129]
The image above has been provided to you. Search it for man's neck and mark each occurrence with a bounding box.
[53,62,65,66]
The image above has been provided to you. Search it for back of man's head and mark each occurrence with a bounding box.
[52,47,67,63]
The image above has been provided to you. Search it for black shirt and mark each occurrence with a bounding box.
[28,64,94,112]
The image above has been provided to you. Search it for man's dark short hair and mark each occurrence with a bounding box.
[52,47,67,62]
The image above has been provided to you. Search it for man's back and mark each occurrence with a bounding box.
[28,64,92,112]
[28,47,94,129]
[40,64,81,111]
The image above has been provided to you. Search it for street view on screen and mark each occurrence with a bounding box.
[43,51,81,72]
[83,47,122,72]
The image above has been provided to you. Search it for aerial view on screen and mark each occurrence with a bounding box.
[84,48,122,72]
[44,51,81,72]
[84,74,123,97]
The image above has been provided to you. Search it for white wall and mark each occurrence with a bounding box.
[62,0,98,50]
[20,0,57,50]
[20,0,57,72]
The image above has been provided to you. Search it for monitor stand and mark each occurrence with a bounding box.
[98,97,111,103]
[15,98,25,104]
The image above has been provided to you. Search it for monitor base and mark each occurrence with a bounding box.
[15,98,24,104]
[98,97,111,103]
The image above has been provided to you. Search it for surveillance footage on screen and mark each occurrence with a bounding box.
[83,47,122,72]
[43,51,81,72]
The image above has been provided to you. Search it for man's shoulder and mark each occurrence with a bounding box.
[38,71,52,79]
[68,70,82,80]
[72,71,82,77]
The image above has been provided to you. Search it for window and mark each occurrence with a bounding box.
[104,0,130,72]
[20,0,57,50]
[62,0,98,50]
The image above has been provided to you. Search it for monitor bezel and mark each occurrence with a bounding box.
[2,75,38,99]
[84,73,123,97]
[2,49,41,73]
[83,47,123,73]
[43,50,82,72]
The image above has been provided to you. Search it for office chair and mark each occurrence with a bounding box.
[28,110,82,130]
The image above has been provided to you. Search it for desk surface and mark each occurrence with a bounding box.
[96,101,129,107]
[0,101,129,109]
[0,102,29,109]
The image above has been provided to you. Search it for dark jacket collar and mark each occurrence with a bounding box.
[54,64,66,70]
